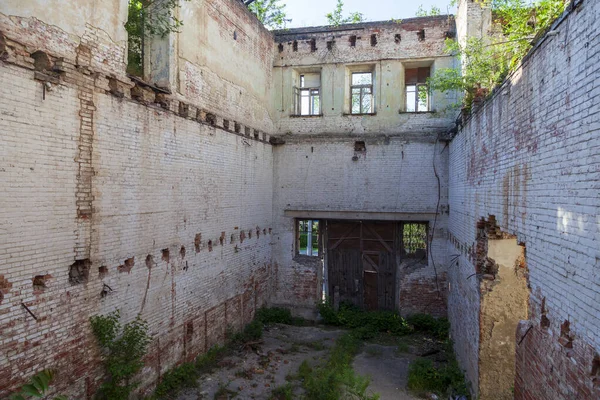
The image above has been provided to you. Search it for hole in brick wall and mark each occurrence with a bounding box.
[145,255,153,269]
[118,257,135,273]
[310,38,317,52]
[179,102,189,117]
[327,40,334,50]
[540,297,550,328]
[278,43,284,52]
[256,228,260,238]
[180,246,186,259]
[248,230,252,239]
[233,31,237,40]
[263,228,267,235]
[223,119,230,130]
[268,228,272,234]
[591,354,600,379]
[0,275,11,304]
[370,34,378,46]
[99,266,108,277]
[208,240,213,252]
[395,34,401,43]
[220,232,225,246]
[253,131,259,140]
[349,35,357,47]
[231,234,235,243]
[444,30,455,39]
[186,321,194,336]
[206,113,216,126]
[234,122,241,133]
[245,127,251,136]
[354,141,366,152]
[195,234,201,252]
[559,320,573,348]
[240,231,246,243]
[162,249,170,262]
[32,275,48,291]
[196,109,203,121]
[69,259,90,285]
[292,40,298,51]
[417,29,425,41]
[31,50,52,72]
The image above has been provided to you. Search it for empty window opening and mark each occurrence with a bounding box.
[349,35,357,47]
[126,1,145,76]
[351,72,374,114]
[401,223,428,258]
[405,67,430,112]
[310,38,317,52]
[294,72,321,116]
[297,219,320,256]
[417,29,425,41]
[395,34,402,43]
[370,34,378,46]
[292,40,298,51]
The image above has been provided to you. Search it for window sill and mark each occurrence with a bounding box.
[343,112,377,116]
[399,110,436,114]
[290,114,323,118]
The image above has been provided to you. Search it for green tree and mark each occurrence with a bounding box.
[248,0,291,30]
[428,0,567,110]
[326,0,365,26]
[416,4,442,16]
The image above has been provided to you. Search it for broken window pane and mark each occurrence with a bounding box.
[297,219,320,256]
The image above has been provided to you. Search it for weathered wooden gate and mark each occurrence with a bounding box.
[327,221,398,311]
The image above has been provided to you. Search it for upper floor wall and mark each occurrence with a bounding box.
[0,0,275,133]
[271,17,461,136]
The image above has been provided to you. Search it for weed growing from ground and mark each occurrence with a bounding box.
[407,344,469,398]
[269,383,294,400]
[297,332,379,400]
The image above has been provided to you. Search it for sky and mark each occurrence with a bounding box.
[281,0,457,28]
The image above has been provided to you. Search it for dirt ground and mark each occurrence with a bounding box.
[175,324,428,400]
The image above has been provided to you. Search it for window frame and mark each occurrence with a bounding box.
[350,72,374,115]
[405,83,430,112]
[296,219,321,257]
[400,222,428,260]
[293,73,322,116]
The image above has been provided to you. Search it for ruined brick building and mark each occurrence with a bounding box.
[0,0,598,398]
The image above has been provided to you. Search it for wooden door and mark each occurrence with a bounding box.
[327,220,397,311]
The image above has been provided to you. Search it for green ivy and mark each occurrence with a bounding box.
[90,310,151,399]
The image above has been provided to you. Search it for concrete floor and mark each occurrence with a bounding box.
[175,324,420,399]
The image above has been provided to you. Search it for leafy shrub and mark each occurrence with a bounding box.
[406,313,450,340]
[154,362,196,398]
[317,301,411,337]
[9,369,66,400]
[90,310,151,399]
